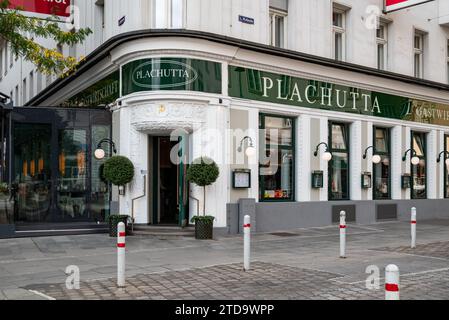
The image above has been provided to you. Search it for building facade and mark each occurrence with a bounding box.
[2,0,449,235]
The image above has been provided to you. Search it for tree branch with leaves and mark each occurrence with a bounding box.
[0,0,92,76]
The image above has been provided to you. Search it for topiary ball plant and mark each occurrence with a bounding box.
[186,156,219,221]
[103,156,135,186]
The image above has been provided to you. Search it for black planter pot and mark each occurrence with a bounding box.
[194,220,213,240]
[109,216,128,237]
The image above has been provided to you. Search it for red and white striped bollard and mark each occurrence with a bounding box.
[411,207,416,249]
[385,264,400,300]
[340,211,346,258]
[117,222,126,287]
[243,215,251,271]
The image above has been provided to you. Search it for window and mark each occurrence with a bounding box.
[329,122,349,200]
[15,85,19,105]
[411,131,426,199]
[373,127,391,199]
[0,47,3,77]
[9,43,13,68]
[333,8,346,61]
[22,78,27,105]
[376,23,388,70]
[414,32,424,78]
[154,0,185,28]
[445,135,449,198]
[37,71,42,93]
[29,71,34,99]
[259,114,295,201]
[269,9,287,48]
[4,44,8,75]
[447,40,449,84]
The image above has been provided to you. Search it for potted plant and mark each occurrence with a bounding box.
[103,155,135,196]
[102,156,135,236]
[186,157,220,240]
[108,214,129,237]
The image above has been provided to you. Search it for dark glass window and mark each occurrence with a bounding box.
[373,127,391,199]
[259,115,295,201]
[411,131,427,199]
[329,122,349,200]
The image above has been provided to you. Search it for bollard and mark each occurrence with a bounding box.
[385,264,400,300]
[411,207,417,249]
[117,222,126,288]
[243,215,251,271]
[339,211,346,258]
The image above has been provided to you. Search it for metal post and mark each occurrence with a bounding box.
[117,222,126,287]
[385,264,400,300]
[340,211,346,258]
[411,207,417,249]
[243,215,251,271]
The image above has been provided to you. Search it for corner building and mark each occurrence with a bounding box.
[2,0,449,235]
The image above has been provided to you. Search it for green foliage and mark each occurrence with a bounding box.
[186,157,219,217]
[103,156,135,186]
[186,157,220,187]
[190,215,215,223]
[108,214,129,224]
[0,0,92,75]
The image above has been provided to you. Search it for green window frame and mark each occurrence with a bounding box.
[259,114,296,202]
[411,131,427,199]
[328,121,350,201]
[373,127,391,200]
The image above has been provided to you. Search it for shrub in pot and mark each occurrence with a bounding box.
[186,157,220,240]
[103,156,135,195]
[108,214,129,237]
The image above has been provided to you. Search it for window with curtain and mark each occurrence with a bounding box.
[373,127,391,199]
[259,115,295,201]
[329,122,349,200]
[411,131,426,199]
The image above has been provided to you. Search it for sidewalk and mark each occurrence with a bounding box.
[1,219,448,300]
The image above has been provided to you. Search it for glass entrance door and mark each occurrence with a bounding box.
[153,136,188,226]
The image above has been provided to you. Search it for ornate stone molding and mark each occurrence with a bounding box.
[129,102,208,133]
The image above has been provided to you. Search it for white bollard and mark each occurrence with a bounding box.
[243,215,251,271]
[117,222,126,288]
[411,207,417,249]
[385,264,400,300]
[339,211,346,258]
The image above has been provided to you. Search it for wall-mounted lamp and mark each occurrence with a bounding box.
[362,146,381,164]
[314,142,333,162]
[437,151,449,166]
[402,148,420,166]
[237,136,256,157]
[94,138,118,160]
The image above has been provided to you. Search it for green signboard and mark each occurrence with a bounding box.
[62,71,120,107]
[229,65,449,126]
[122,58,222,96]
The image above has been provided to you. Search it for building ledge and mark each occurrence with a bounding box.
[27,29,449,106]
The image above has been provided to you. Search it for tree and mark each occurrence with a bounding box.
[186,157,220,216]
[0,0,92,76]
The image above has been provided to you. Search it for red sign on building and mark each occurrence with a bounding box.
[8,0,71,17]
[385,0,434,13]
